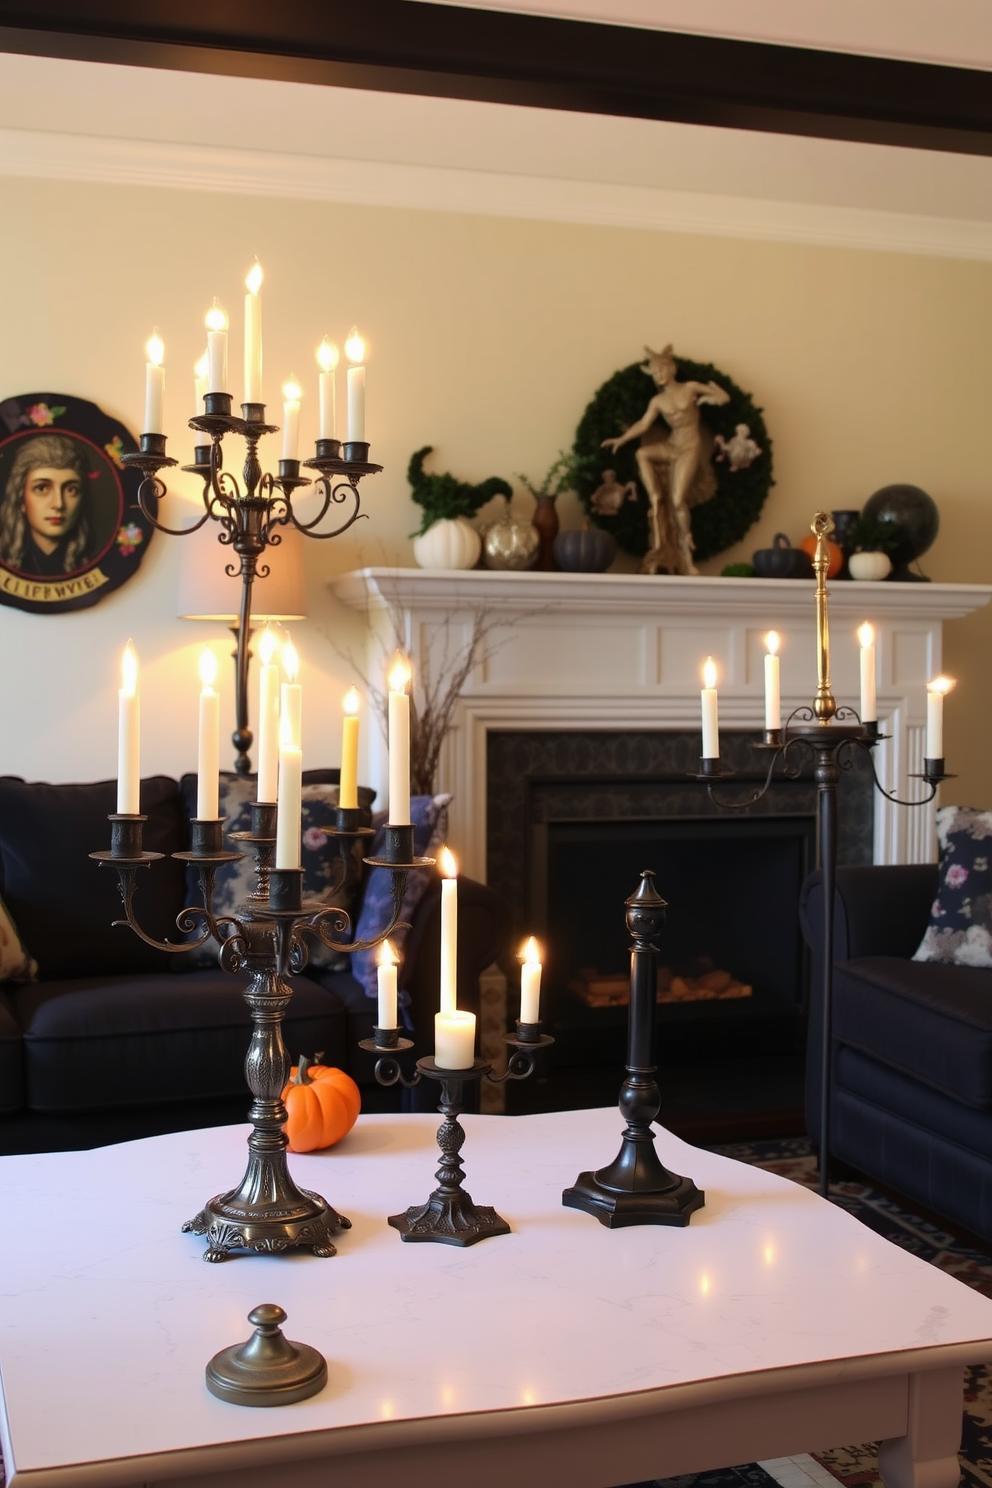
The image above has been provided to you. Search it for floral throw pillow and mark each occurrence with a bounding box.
[350,794,451,1015]
[0,892,36,982]
[913,806,992,968]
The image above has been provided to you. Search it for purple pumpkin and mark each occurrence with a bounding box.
[554,527,616,573]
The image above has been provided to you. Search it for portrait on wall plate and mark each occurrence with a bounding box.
[0,392,154,614]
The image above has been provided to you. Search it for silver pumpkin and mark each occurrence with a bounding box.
[481,502,540,570]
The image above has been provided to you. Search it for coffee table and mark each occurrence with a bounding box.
[2,1106,991,1488]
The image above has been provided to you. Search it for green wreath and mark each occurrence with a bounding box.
[570,356,774,562]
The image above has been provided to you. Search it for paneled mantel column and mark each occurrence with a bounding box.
[330,568,992,883]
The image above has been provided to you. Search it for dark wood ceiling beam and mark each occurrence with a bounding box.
[0,0,990,155]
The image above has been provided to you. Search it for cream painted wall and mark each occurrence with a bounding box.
[0,174,990,805]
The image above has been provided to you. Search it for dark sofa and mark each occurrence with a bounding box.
[0,773,510,1154]
[801,863,992,1241]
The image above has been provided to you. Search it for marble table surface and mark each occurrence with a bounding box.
[2,1107,992,1488]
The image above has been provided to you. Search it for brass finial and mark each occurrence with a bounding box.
[811,511,837,722]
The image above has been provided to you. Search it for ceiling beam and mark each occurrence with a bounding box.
[1,0,990,155]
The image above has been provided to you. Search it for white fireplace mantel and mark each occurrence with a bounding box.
[330,568,992,881]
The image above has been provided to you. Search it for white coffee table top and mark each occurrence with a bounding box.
[2,1107,992,1483]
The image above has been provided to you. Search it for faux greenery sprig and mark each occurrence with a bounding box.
[407,446,513,537]
[850,514,903,554]
[515,451,577,502]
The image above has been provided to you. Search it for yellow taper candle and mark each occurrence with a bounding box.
[439,846,458,1016]
[340,686,360,810]
[196,648,220,820]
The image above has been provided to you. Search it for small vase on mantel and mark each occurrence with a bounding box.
[412,516,482,571]
[532,494,559,571]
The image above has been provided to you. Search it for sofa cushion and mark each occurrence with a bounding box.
[13,970,349,1112]
[177,771,375,970]
[835,1044,992,1161]
[914,805,992,968]
[833,954,992,1109]
[0,776,188,979]
[0,989,24,1112]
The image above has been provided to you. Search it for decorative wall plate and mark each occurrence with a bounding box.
[0,393,154,614]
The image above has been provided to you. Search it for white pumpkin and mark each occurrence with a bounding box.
[413,517,482,571]
[849,550,892,581]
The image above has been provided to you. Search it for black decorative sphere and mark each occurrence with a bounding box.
[861,484,939,581]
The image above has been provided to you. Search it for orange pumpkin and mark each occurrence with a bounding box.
[798,532,843,578]
[282,1054,361,1153]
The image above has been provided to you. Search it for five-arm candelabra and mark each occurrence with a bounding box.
[92,400,431,1260]
[696,512,951,1197]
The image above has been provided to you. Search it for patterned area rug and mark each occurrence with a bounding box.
[612,1136,992,1488]
[3,1140,990,1488]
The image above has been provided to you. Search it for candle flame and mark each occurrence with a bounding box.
[282,639,300,682]
[259,623,279,667]
[343,685,360,716]
[520,935,541,966]
[245,259,263,295]
[145,328,164,367]
[765,631,780,657]
[928,675,955,696]
[316,337,339,372]
[388,656,411,693]
[121,638,138,696]
[702,656,717,690]
[439,846,458,879]
[378,938,397,969]
[858,622,875,649]
[199,647,218,688]
[345,325,366,364]
[282,376,302,404]
[194,351,209,381]
[205,298,228,332]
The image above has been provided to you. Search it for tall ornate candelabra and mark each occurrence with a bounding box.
[698,512,950,1198]
[91,399,429,1260]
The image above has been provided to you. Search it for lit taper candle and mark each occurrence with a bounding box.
[345,325,366,442]
[280,639,302,749]
[387,656,411,825]
[256,624,280,804]
[117,639,140,815]
[143,328,165,435]
[339,686,360,810]
[700,656,720,760]
[926,676,955,759]
[439,846,458,1015]
[520,936,543,1024]
[275,716,303,871]
[193,352,209,419]
[205,299,229,394]
[316,337,338,441]
[196,648,220,820]
[763,632,781,732]
[244,260,263,404]
[281,377,302,461]
[859,623,877,724]
[377,938,398,1031]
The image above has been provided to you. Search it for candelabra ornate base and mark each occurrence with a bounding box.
[563,871,705,1230]
[361,1030,554,1246]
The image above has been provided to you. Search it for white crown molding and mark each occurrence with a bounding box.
[2,126,991,261]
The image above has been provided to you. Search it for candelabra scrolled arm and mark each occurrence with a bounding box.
[288,472,366,540]
[372,1053,422,1090]
[859,741,941,808]
[702,744,782,810]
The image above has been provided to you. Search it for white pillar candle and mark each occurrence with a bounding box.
[377,938,398,1030]
[280,639,302,749]
[256,624,280,804]
[281,378,301,461]
[275,739,303,870]
[117,639,140,815]
[858,623,877,724]
[520,936,543,1024]
[340,686,360,810]
[439,847,458,1016]
[700,656,720,760]
[316,338,338,440]
[763,631,781,731]
[143,329,165,435]
[345,326,366,442]
[387,657,411,825]
[205,299,229,394]
[193,352,209,419]
[434,1009,476,1070]
[196,648,220,820]
[926,676,954,759]
[244,260,263,404]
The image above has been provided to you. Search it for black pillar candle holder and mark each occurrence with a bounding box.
[360,1029,554,1246]
[563,872,705,1228]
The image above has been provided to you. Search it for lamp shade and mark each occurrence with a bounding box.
[178,522,306,622]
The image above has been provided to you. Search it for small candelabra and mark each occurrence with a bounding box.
[92,401,427,1260]
[359,1023,554,1246]
[563,871,705,1227]
[697,512,951,1197]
